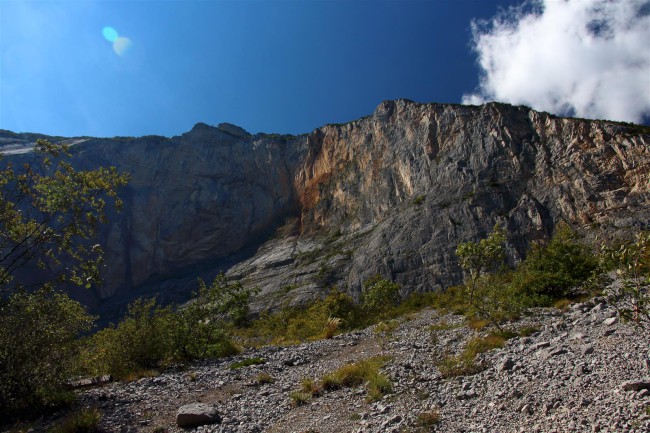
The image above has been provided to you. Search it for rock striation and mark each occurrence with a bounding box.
[1,101,649,320]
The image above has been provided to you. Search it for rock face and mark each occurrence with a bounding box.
[1,101,649,320]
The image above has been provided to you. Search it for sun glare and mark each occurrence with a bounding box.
[102,26,118,43]
[102,26,132,56]
[113,37,132,56]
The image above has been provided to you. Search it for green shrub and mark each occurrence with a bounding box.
[366,373,392,402]
[361,275,401,317]
[193,273,258,327]
[453,223,597,330]
[175,274,252,359]
[601,232,650,326]
[82,298,180,379]
[83,275,250,379]
[437,353,484,378]
[437,332,512,378]
[238,288,359,345]
[465,334,508,357]
[0,289,93,419]
[455,226,512,330]
[516,223,598,300]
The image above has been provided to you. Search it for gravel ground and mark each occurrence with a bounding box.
[26,297,650,433]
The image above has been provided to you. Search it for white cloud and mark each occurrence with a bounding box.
[463,0,650,123]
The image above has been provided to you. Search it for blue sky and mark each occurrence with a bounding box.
[1,0,648,137]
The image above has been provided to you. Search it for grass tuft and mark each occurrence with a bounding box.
[256,372,275,385]
[553,298,571,311]
[229,357,265,370]
[416,408,441,427]
[438,331,512,378]
[320,356,392,401]
[289,391,311,407]
[467,317,490,330]
[300,377,322,397]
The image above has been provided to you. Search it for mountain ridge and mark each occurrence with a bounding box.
[2,100,648,322]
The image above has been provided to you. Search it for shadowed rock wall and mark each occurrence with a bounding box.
[2,102,648,320]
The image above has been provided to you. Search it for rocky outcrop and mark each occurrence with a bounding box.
[2,101,649,319]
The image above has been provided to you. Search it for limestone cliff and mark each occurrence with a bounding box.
[2,101,648,320]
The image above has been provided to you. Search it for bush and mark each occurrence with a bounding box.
[601,232,650,326]
[361,275,401,317]
[300,377,321,397]
[84,274,252,379]
[516,223,598,300]
[256,373,275,385]
[175,274,253,359]
[83,298,179,379]
[456,225,512,330]
[0,289,93,419]
[238,288,359,345]
[453,223,598,330]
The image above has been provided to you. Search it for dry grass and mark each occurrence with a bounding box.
[467,317,490,330]
[416,408,441,427]
[50,407,102,433]
[256,372,275,385]
[553,298,571,311]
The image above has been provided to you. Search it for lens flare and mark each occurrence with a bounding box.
[102,26,118,42]
[113,37,132,56]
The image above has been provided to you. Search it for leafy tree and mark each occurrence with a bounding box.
[456,225,511,330]
[0,140,128,419]
[601,232,650,327]
[0,139,129,291]
[361,275,401,318]
[519,223,598,300]
[85,298,180,378]
[175,273,254,359]
[321,288,357,326]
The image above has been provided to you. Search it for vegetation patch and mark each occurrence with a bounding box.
[50,407,102,433]
[437,332,512,378]
[255,373,275,385]
[229,357,266,370]
[289,391,311,407]
[412,195,425,206]
[319,356,392,402]
[299,377,322,397]
[415,408,441,428]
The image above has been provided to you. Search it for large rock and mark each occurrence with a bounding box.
[622,378,650,392]
[176,402,220,428]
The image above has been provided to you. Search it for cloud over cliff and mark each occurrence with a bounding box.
[463,0,650,124]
